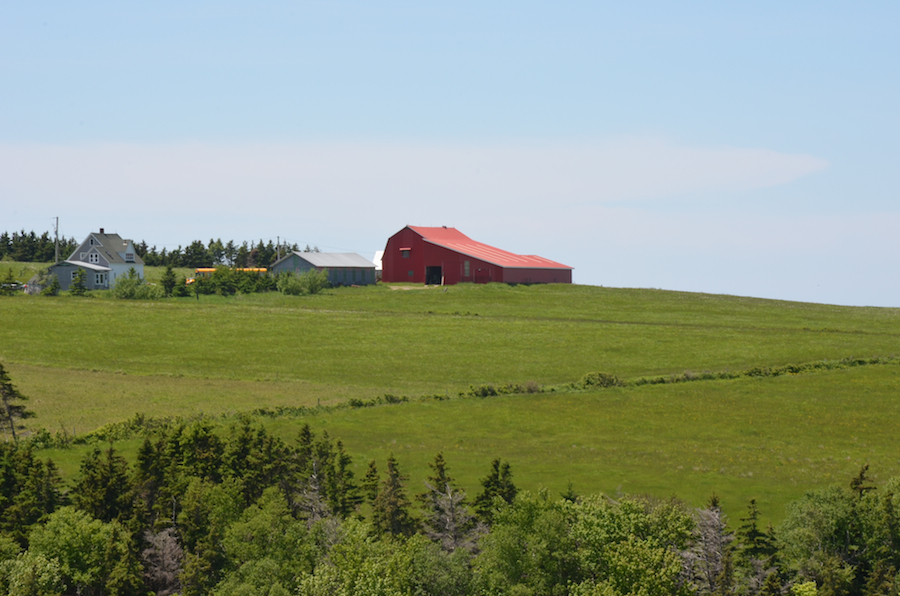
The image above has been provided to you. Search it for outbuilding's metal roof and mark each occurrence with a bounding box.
[408,226,571,270]
[275,251,376,268]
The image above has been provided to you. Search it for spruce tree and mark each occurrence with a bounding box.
[41,273,60,296]
[757,572,781,596]
[850,464,876,500]
[712,549,735,596]
[325,440,361,518]
[736,499,776,563]
[692,496,733,596]
[285,424,340,521]
[70,268,87,296]
[161,265,177,297]
[418,452,480,551]
[417,452,454,507]
[363,460,380,504]
[73,444,134,523]
[132,436,165,528]
[371,454,416,537]
[0,269,16,296]
[0,363,34,443]
[473,458,517,524]
[0,444,65,544]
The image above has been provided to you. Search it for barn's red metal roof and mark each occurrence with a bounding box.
[407,226,571,270]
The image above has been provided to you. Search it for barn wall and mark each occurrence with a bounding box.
[503,268,573,284]
[383,227,426,283]
[383,226,572,285]
[423,243,502,284]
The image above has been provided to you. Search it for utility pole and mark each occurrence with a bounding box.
[54,217,59,264]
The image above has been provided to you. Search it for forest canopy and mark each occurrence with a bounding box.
[0,416,895,596]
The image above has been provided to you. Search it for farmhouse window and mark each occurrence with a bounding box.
[89,253,100,264]
[95,273,107,285]
[80,252,86,259]
[408,270,414,277]
[401,248,410,258]
[125,253,134,262]
[71,271,79,281]
[464,261,470,277]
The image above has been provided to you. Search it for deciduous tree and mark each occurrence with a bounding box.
[29,506,144,596]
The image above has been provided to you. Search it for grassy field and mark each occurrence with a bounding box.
[1,275,899,522]
[0,260,55,285]
[259,361,900,523]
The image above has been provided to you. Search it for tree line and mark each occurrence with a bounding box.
[1,431,898,594]
[2,367,899,596]
[0,230,321,269]
[135,239,317,269]
[0,231,77,263]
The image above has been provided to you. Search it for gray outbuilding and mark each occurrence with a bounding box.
[270,251,377,286]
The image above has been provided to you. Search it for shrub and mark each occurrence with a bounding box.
[468,384,499,398]
[111,268,164,300]
[40,274,60,296]
[0,269,18,296]
[69,269,87,296]
[578,372,622,388]
[301,268,330,295]
[277,269,330,296]
[276,271,305,296]
[383,394,408,404]
[172,277,191,297]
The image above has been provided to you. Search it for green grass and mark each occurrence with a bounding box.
[1,280,899,522]
[258,362,900,523]
[2,285,898,396]
[0,260,52,285]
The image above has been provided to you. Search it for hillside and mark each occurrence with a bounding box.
[1,281,899,520]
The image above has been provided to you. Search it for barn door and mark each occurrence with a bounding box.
[425,266,442,285]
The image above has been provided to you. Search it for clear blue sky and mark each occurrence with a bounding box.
[2,2,897,306]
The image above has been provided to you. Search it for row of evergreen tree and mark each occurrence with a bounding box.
[0,231,77,263]
[2,418,899,595]
[0,230,320,269]
[135,239,316,269]
[2,366,898,595]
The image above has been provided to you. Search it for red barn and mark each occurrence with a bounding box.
[382,226,572,285]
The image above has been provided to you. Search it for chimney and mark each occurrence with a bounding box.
[99,228,104,233]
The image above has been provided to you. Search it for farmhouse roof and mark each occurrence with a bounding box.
[275,251,376,269]
[68,230,145,266]
[407,226,571,270]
